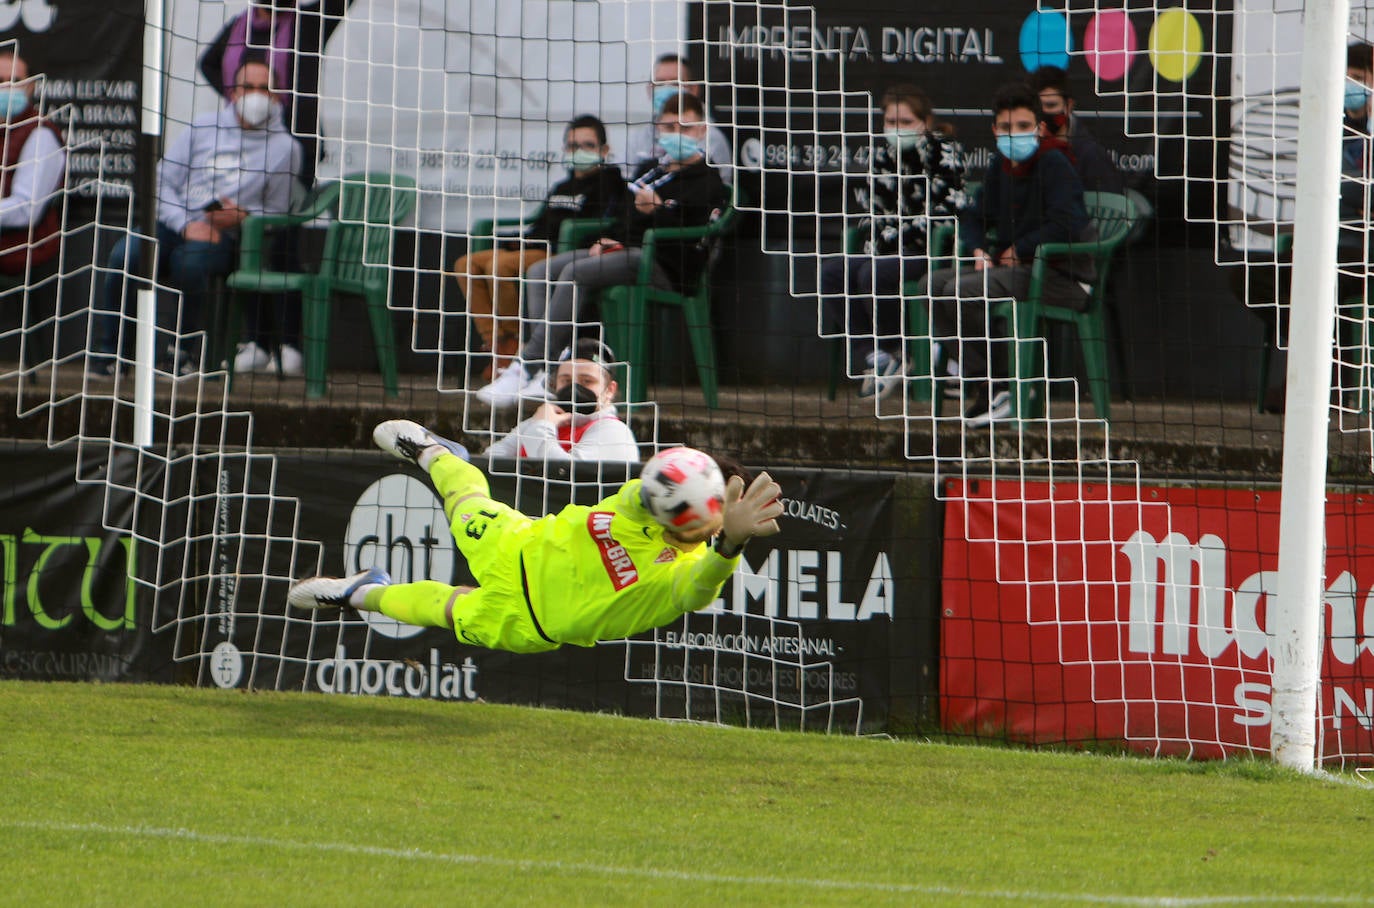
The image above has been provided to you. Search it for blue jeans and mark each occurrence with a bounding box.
[819,254,923,371]
[93,223,237,359]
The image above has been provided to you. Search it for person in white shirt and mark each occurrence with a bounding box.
[485,340,641,463]
[0,50,65,278]
[90,52,300,376]
[622,53,733,187]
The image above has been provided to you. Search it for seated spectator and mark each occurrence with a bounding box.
[820,83,968,399]
[1028,66,1124,194]
[484,339,640,462]
[0,50,65,278]
[919,81,1093,426]
[91,53,300,376]
[199,0,357,188]
[454,115,627,381]
[623,53,734,187]
[1341,42,1373,274]
[477,92,727,408]
[1237,42,1374,411]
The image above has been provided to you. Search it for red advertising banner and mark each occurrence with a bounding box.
[941,479,1374,763]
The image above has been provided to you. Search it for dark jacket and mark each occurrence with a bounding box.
[616,158,728,289]
[525,166,628,247]
[964,146,1095,283]
[1067,117,1125,194]
[1340,112,1370,236]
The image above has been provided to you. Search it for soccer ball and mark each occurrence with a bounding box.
[639,447,726,534]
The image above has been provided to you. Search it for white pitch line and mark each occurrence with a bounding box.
[5,819,1369,907]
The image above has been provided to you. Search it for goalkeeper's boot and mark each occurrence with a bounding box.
[373,419,469,466]
[288,567,392,612]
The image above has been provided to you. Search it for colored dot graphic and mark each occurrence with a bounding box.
[1149,8,1204,82]
[1019,11,1073,73]
[1084,10,1136,82]
[1019,7,1203,84]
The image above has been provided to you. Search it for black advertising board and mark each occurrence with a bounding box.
[194,452,915,734]
[695,0,1229,234]
[0,442,169,683]
[0,442,933,734]
[8,0,142,211]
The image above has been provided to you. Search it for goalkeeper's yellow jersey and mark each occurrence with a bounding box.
[519,479,739,647]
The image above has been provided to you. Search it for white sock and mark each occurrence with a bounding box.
[416,443,447,471]
[349,583,383,610]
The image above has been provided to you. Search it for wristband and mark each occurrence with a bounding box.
[715,535,746,559]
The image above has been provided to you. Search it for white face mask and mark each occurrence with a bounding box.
[234,92,274,129]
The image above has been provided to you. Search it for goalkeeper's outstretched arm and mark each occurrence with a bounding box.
[669,472,784,613]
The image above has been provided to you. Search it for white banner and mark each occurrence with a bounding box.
[167,0,687,232]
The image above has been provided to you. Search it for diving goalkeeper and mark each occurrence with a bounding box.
[288,420,783,652]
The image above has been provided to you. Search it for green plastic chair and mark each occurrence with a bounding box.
[596,205,738,408]
[227,172,417,398]
[468,208,606,256]
[988,190,1140,422]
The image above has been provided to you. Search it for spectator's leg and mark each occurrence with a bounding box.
[954,265,1032,382]
[925,266,965,375]
[163,225,237,367]
[841,258,882,372]
[868,255,910,361]
[93,234,144,360]
[519,249,594,369]
[453,248,499,351]
[493,246,549,364]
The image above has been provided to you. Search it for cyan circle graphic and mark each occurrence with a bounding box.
[1019,11,1073,72]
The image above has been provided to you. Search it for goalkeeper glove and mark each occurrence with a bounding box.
[717,472,783,558]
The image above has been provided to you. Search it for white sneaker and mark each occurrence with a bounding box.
[275,344,304,377]
[233,341,271,374]
[288,567,392,612]
[964,386,1014,428]
[372,419,469,466]
[476,358,529,408]
[519,368,549,401]
[858,350,903,400]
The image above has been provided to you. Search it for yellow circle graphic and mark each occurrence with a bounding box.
[1149,8,1204,82]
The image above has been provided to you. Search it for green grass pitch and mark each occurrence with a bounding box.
[3,680,1372,906]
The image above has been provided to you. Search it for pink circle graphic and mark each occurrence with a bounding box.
[1084,11,1137,82]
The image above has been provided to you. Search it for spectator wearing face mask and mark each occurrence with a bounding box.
[622,53,734,187]
[478,93,727,409]
[454,115,628,381]
[0,50,65,279]
[484,340,641,463]
[1340,43,1374,249]
[199,0,357,189]
[1028,66,1124,194]
[917,81,1093,427]
[90,52,300,377]
[819,83,969,400]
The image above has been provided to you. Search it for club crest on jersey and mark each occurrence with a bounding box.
[587,511,639,590]
[654,547,677,564]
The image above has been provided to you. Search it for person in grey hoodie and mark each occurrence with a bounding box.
[91,51,300,375]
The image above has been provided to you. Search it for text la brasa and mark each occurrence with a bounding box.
[707,549,893,621]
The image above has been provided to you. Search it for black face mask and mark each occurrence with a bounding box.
[552,383,602,416]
